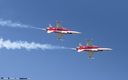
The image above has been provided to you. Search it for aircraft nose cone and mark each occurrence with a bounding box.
[109,49,113,51]
[106,48,113,51]
[77,32,82,34]
[104,48,113,51]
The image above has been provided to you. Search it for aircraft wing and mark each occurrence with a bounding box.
[86,39,94,47]
[57,33,63,40]
[56,21,64,29]
[88,52,95,59]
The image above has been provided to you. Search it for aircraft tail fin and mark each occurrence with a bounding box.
[49,24,52,28]
[79,43,83,47]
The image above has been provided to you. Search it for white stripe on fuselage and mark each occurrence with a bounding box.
[47,30,81,34]
[78,48,112,52]
[56,31,81,34]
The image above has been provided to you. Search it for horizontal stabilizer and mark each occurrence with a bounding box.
[47,31,53,33]
[78,50,84,53]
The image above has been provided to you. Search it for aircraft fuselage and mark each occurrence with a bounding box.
[46,28,81,34]
[77,46,113,52]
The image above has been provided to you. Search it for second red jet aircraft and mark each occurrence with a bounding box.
[76,39,113,59]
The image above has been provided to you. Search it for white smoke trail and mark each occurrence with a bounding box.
[0,38,67,50]
[0,19,42,30]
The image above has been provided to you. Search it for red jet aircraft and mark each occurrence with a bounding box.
[42,21,82,40]
[76,39,113,59]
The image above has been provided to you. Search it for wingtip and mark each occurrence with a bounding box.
[86,39,93,40]
[88,57,95,59]
[57,38,64,41]
[56,21,63,23]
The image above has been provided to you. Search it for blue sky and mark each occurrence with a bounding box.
[0,0,128,80]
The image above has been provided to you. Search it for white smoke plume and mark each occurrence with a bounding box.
[0,38,67,50]
[0,19,41,30]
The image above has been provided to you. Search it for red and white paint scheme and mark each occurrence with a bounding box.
[76,39,113,59]
[43,21,82,40]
